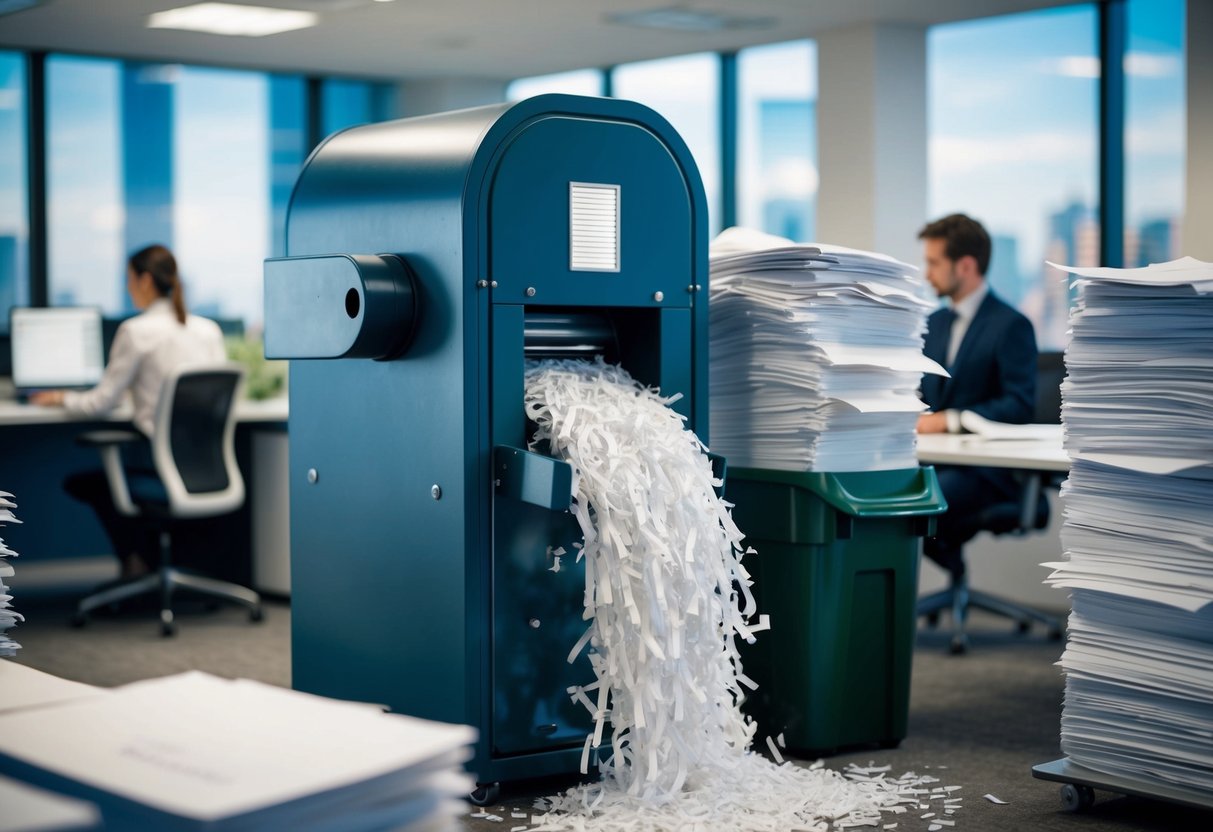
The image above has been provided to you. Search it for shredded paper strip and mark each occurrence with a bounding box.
[520,360,942,831]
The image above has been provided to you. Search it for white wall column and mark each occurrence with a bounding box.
[1184,0,1213,260]
[396,78,508,119]
[817,24,928,265]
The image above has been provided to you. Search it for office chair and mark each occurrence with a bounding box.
[918,352,1066,654]
[71,365,263,636]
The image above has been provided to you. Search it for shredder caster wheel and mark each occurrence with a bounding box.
[1060,783,1095,812]
[469,782,501,807]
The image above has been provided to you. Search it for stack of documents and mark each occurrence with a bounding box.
[0,491,21,657]
[0,671,476,832]
[708,227,946,471]
[1043,257,1213,798]
[0,773,101,832]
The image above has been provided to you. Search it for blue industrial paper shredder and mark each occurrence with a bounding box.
[263,95,709,794]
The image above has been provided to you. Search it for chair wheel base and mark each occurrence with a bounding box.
[949,636,969,655]
[250,606,264,623]
[1016,620,1032,634]
[925,612,940,628]
[1048,627,1064,641]
[70,613,88,629]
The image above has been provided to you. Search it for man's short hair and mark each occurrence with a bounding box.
[918,213,991,276]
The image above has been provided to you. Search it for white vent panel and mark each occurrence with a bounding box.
[569,183,620,272]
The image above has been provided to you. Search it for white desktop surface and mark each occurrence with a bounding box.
[915,431,1070,472]
[0,396,288,427]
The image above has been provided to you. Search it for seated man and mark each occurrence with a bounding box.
[916,214,1037,582]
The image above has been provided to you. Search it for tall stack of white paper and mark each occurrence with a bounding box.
[0,671,477,832]
[709,227,946,472]
[0,490,22,657]
[1043,257,1213,799]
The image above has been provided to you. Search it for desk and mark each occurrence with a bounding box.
[916,431,1070,473]
[0,397,289,591]
[0,397,288,427]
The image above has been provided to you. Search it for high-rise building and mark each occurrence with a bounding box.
[0,234,25,330]
[757,99,815,243]
[1137,218,1179,266]
[987,233,1022,305]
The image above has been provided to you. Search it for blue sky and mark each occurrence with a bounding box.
[929,1,1185,275]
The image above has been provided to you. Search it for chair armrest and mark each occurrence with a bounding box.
[76,430,144,448]
[76,431,143,517]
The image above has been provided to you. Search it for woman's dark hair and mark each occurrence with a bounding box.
[917,213,992,277]
[128,244,186,324]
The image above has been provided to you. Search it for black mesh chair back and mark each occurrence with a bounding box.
[1034,351,1066,425]
[169,370,238,494]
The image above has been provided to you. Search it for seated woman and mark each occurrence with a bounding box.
[31,244,226,577]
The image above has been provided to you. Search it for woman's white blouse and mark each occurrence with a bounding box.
[63,299,227,436]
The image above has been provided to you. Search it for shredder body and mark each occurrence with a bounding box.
[265,95,709,787]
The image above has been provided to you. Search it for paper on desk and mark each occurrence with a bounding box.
[1048,257,1213,291]
[0,671,475,822]
[0,660,104,714]
[0,510,20,525]
[815,343,948,376]
[1071,452,1211,476]
[958,411,1063,441]
[0,773,100,832]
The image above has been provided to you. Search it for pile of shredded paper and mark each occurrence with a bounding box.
[517,360,958,831]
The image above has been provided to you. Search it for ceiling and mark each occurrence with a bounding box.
[0,0,1081,81]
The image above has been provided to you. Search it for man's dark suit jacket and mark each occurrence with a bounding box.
[922,289,1037,424]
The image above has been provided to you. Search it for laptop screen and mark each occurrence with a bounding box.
[10,307,105,390]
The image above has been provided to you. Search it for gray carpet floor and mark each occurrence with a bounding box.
[7,596,1208,831]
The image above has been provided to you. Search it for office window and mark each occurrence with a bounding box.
[929,6,1098,350]
[737,40,817,242]
[47,55,125,313]
[48,58,308,328]
[612,53,722,235]
[0,52,28,331]
[269,76,308,259]
[507,69,605,101]
[1126,0,1185,265]
[321,79,394,138]
[175,66,280,328]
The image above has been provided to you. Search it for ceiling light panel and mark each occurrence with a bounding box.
[147,3,319,37]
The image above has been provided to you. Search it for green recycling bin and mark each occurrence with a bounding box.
[728,466,946,755]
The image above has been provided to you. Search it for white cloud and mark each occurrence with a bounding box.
[1126,106,1184,156]
[1125,52,1181,78]
[1039,51,1182,80]
[930,130,1094,175]
[1042,56,1100,79]
[763,158,818,200]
